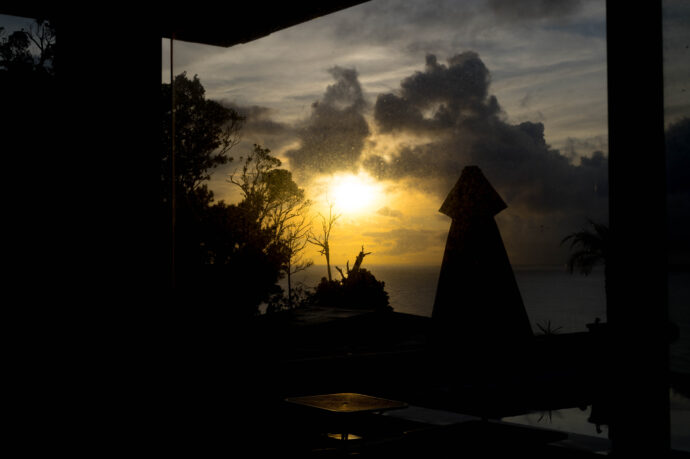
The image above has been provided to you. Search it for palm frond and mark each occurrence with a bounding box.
[566,250,604,275]
[562,220,608,275]
[537,320,563,335]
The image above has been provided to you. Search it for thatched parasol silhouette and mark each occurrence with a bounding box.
[432,166,533,362]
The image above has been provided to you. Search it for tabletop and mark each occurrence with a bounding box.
[285,392,407,414]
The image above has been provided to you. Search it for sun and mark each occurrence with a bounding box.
[328,172,383,214]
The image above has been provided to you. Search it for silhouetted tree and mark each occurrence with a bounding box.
[176,195,285,316]
[308,204,340,282]
[0,27,33,72]
[1,18,57,132]
[561,219,610,306]
[161,74,290,315]
[2,18,58,252]
[282,215,313,308]
[561,219,608,275]
[162,72,244,197]
[24,19,55,72]
[0,19,55,75]
[228,145,310,236]
[228,144,313,309]
[312,247,391,312]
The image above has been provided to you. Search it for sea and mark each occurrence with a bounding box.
[285,264,689,372]
[287,265,687,344]
[282,264,690,451]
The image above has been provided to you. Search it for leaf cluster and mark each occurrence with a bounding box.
[162,72,245,193]
[0,19,55,76]
[227,144,314,306]
[174,188,285,315]
[561,219,608,275]
[536,320,563,336]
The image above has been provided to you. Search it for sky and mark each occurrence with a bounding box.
[155,0,688,268]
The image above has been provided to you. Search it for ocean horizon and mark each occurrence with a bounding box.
[286,263,606,333]
[282,263,689,375]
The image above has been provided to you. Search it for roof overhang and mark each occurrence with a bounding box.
[1,2,370,48]
[161,1,370,47]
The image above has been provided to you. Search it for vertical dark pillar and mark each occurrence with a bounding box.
[52,11,165,301]
[606,0,669,454]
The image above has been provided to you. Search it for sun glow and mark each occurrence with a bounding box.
[328,172,383,215]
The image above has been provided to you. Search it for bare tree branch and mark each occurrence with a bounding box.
[307,203,340,282]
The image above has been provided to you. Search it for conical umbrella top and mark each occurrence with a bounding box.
[439,166,507,221]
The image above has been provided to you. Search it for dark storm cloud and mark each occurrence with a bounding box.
[285,66,370,175]
[219,101,295,153]
[223,102,291,136]
[366,52,608,221]
[487,0,584,21]
[375,53,500,135]
[563,136,609,161]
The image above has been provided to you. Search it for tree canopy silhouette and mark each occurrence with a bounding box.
[0,19,55,76]
[163,74,292,315]
[228,145,313,310]
[162,72,244,198]
[1,18,57,137]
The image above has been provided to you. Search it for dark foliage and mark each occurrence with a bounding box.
[0,19,55,76]
[173,188,286,316]
[312,269,392,312]
[161,72,244,196]
[163,74,287,315]
[228,144,312,310]
[561,219,608,276]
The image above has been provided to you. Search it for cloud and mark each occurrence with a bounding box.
[365,53,607,219]
[375,53,500,135]
[285,66,370,176]
[562,136,609,161]
[487,0,584,21]
[223,103,287,133]
[363,228,443,255]
[329,0,478,47]
[377,206,403,218]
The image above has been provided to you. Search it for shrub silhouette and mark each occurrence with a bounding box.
[312,268,391,312]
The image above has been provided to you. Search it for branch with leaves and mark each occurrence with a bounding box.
[560,219,608,276]
[227,145,313,307]
[162,72,245,194]
[24,19,56,69]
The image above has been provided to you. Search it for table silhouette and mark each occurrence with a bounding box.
[285,392,407,441]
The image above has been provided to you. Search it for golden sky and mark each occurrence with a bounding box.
[306,170,449,266]
[163,0,618,267]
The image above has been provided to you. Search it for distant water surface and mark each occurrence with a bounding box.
[289,264,607,334]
